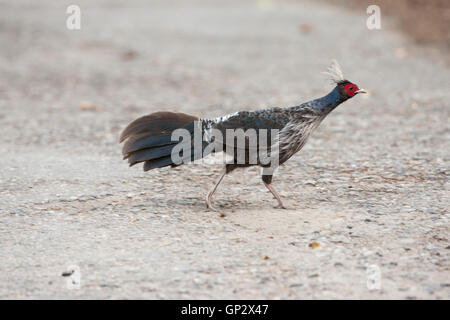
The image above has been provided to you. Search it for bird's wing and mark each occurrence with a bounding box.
[205,108,291,152]
[211,108,291,132]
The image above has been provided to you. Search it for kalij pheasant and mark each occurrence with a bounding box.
[120,61,366,210]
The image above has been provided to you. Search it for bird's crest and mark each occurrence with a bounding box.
[323,59,345,84]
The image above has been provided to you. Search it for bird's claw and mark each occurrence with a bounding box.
[205,194,219,212]
[206,203,219,212]
[274,204,288,209]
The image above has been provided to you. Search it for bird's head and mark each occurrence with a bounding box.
[336,80,366,100]
[324,59,366,101]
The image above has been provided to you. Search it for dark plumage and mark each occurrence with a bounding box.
[120,61,366,210]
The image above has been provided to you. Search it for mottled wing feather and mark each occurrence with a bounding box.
[204,108,292,163]
[212,108,291,132]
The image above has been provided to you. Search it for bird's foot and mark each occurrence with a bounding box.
[274,203,288,210]
[205,195,219,212]
[206,202,219,212]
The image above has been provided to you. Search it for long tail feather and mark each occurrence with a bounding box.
[120,111,202,171]
[119,111,198,143]
[122,132,175,156]
[127,144,177,166]
[143,156,175,172]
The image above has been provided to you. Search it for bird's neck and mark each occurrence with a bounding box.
[308,86,346,115]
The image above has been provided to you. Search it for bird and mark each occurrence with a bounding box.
[120,60,366,211]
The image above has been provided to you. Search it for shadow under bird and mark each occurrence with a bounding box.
[120,60,366,211]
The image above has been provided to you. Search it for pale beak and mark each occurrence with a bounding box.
[355,88,367,94]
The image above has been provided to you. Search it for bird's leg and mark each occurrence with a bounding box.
[262,173,286,209]
[205,168,227,211]
[263,182,287,209]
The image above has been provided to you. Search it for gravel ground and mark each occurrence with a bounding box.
[0,0,449,299]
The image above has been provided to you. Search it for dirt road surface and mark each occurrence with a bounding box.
[0,0,448,299]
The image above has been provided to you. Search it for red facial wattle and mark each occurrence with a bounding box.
[343,83,359,97]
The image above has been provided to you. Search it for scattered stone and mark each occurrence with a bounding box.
[79,101,104,111]
[289,283,303,287]
[309,242,320,249]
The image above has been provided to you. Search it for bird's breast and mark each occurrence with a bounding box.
[278,117,324,161]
